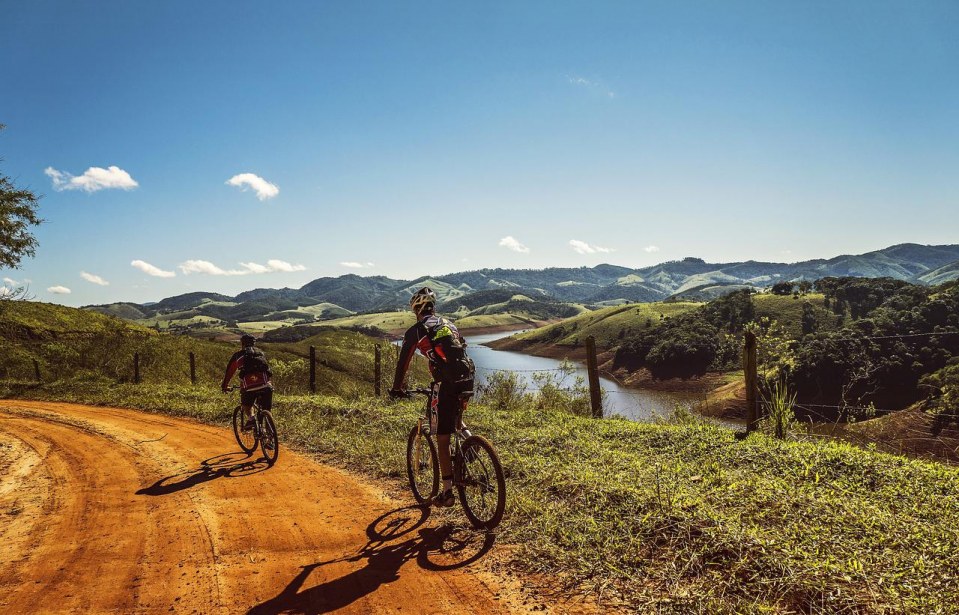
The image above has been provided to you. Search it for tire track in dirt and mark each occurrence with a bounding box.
[0,400,529,614]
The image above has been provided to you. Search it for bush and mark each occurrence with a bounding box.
[478,370,527,410]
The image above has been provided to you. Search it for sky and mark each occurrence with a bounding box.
[1,0,957,307]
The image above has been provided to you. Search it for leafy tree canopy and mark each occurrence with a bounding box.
[0,124,43,269]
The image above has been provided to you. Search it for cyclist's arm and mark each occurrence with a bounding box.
[391,326,420,393]
[221,353,242,391]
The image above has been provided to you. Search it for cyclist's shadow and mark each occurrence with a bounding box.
[136,451,270,496]
[246,505,496,615]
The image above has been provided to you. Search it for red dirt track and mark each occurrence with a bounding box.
[0,400,528,614]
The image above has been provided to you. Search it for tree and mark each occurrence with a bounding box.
[1,125,42,269]
[771,281,796,295]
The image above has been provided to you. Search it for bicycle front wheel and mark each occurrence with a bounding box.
[233,406,258,454]
[259,412,279,465]
[406,425,439,504]
[457,435,506,530]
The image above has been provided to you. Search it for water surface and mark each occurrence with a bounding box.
[463,331,701,421]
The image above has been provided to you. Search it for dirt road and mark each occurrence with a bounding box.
[0,400,527,614]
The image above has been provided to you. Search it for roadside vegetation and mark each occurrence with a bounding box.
[3,376,957,614]
[0,300,387,397]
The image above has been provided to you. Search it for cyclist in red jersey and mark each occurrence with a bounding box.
[221,334,274,431]
[390,287,475,507]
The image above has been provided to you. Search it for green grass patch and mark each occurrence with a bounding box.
[3,380,957,613]
[514,301,701,349]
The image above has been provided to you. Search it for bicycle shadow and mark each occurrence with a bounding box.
[246,505,497,615]
[136,451,270,496]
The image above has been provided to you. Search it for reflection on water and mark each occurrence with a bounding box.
[463,331,702,422]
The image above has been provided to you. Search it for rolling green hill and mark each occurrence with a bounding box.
[83,243,959,339]
[0,300,380,396]
[500,300,702,350]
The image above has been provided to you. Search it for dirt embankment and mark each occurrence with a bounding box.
[0,400,551,614]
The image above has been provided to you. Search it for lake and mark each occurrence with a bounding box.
[463,331,702,422]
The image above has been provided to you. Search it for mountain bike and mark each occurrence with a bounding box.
[226,387,279,465]
[402,385,506,530]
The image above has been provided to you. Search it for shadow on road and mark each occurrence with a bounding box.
[246,505,497,615]
[136,451,270,496]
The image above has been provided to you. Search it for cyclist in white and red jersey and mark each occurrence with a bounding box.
[390,287,475,507]
[221,334,273,431]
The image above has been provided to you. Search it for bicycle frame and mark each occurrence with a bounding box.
[411,385,471,485]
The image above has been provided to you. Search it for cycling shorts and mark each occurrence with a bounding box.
[435,379,474,436]
[241,387,273,411]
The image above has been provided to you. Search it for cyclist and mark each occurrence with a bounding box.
[221,334,274,431]
[390,287,475,507]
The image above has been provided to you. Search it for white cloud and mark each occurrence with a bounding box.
[226,173,279,201]
[179,260,246,276]
[45,165,138,192]
[48,285,71,294]
[266,259,307,272]
[644,245,660,253]
[80,271,109,286]
[3,277,16,286]
[239,262,271,274]
[180,259,307,276]
[340,261,375,269]
[131,260,176,278]
[569,239,614,255]
[499,236,530,254]
[566,74,615,98]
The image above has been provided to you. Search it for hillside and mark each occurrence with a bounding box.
[84,243,959,336]
[0,300,380,395]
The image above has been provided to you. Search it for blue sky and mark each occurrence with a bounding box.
[1,1,957,306]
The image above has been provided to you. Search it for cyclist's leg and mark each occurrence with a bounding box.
[239,390,257,428]
[256,388,274,413]
[435,383,458,501]
[456,379,474,431]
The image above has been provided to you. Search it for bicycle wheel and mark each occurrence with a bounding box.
[259,412,279,466]
[456,435,506,530]
[406,425,439,504]
[233,406,258,454]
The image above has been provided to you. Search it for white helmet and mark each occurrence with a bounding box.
[409,286,436,315]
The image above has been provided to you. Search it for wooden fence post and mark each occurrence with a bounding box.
[33,359,41,383]
[744,330,758,434]
[374,344,382,397]
[189,352,196,385]
[134,352,141,384]
[585,335,603,418]
[309,345,316,394]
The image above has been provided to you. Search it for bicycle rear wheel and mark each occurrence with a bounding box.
[456,435,506,530]
[233,406,258,454]
[406,425,439,504]
[259,412,279,465]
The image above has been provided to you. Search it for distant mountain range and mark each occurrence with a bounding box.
[86,243,959,326]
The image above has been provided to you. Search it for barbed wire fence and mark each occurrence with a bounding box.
[746,327,959,464]
[7,324,958,462]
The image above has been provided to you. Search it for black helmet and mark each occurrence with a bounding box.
[409,287,436,315]
[240,334,256,347]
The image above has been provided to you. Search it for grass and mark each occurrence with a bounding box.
[753,293,839,339]
[0,300,386,397]
[319,311,417,333]
[511,301,702,349]
[3,379,957,614]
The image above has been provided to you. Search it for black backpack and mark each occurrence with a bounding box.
[240,347,271,377]
[424,316,475,383]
